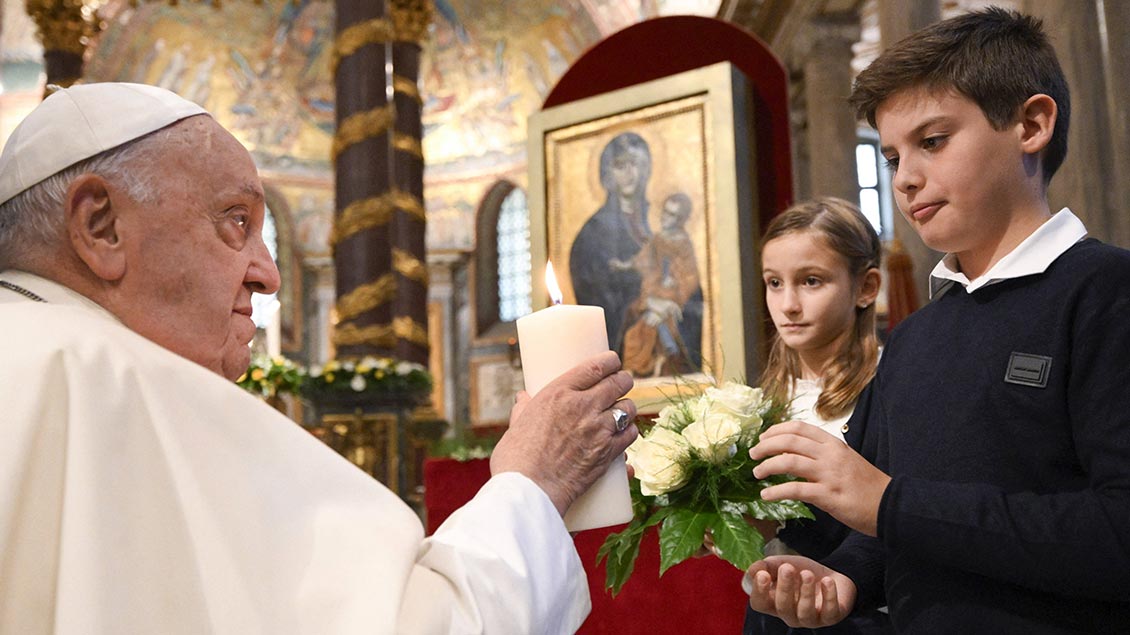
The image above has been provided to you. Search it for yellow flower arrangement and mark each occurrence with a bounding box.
[236,355,432,402]
[236,356,304,398]
[304,356,433,398]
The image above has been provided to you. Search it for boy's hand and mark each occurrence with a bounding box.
[749,421,890,536]
[745,556,856,627]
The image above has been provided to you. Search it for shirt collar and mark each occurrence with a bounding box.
[929,208,1087,298]
[0,269,122,323]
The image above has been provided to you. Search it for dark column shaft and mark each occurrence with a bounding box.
[332,0,429,365]
[26,0,91,94]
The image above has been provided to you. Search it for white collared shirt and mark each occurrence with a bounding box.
[929,208,1088,299]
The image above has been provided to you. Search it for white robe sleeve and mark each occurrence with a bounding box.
[399,473,590,634]
[0,303,590,634]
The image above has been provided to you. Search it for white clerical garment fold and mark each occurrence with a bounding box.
[0,272,590,634]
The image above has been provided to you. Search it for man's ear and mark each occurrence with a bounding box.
[1018,94,1057,155]
[65,174,126,281]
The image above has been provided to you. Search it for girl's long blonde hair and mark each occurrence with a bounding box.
[761,197,882,420]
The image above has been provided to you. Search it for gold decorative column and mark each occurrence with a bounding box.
[321,0,439,506]
[25,0,98,92]
[331,0,431,366]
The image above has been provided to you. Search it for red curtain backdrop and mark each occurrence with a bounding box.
[424,458,747,634]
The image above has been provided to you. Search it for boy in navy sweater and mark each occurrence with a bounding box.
[746,8,1130,632]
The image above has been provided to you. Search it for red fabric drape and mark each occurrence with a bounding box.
[424,458,746,634]
[886,240,920,331]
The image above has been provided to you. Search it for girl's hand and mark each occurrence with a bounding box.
[749,421,890,536]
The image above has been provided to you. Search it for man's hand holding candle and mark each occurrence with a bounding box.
[491,351,638,517]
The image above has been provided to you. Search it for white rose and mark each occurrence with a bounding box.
[626,427,691,495]
[350,375,367,392]
[705,382,762,417]
[706,383,765,441]
[654,404,690,430]
[686,394,712,422]
[738,411,764,444]
[681,411,742,463]
[396,361,422,376]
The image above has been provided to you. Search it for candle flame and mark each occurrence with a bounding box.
[545,261,564,305]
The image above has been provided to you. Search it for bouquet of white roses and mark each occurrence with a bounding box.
[597,381,812,594]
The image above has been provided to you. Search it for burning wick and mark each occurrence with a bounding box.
[546,260,564,306]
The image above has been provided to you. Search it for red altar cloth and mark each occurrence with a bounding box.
[424,458,747,634]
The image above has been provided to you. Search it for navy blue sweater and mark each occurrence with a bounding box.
[826,238,1130,633]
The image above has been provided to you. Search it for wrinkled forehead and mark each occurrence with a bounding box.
[172,116,256,164]
[150,117,264,199]
[164,115,240,152]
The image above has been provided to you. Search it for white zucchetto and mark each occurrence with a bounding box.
[0,82,208,205]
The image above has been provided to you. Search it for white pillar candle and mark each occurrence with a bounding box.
[515,263,633,532]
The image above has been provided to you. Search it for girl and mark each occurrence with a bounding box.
[745,197,890,635]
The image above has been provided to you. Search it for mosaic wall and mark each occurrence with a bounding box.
[87,1,335,172]
[79,0,726,253]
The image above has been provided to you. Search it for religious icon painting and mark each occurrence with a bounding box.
[528,62,764,412]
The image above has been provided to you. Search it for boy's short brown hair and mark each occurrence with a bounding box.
[849,7,1070,184]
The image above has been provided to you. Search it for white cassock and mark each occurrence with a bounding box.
[0,271,590,634]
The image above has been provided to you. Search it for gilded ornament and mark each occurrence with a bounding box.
[389,0,432,43]
[334,316,429,348]
[336,274,397,322]
[331,17,396,77]
[331,189,425,247]
[25,0,96,55]
[393,75,422,104]
[392,133,423,159]
[392,248,428,285]
[332,104,394,161]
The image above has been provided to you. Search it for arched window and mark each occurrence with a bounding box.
[855,129,894,240]
[251,207,280,329]
[250,207,282,357]
[496,188,531,323]
[474,180,532,338]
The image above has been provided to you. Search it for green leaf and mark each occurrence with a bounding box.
[709,511,766,571]
[744,498,814,521]
[657,508,714,576]
[597,508,672,595]
[596,525,645,596]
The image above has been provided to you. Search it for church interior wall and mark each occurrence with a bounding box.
[1,0,1124,433]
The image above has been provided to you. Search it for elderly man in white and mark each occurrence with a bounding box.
[0,83,638,634]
